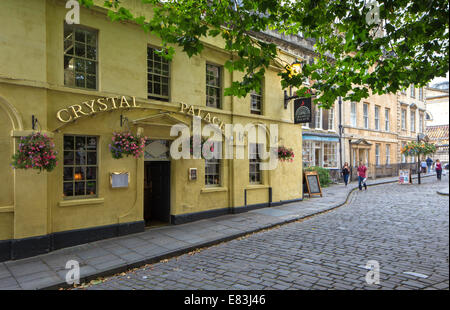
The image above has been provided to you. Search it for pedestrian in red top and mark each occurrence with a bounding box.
[435,159,442,181]
[357,161,368,190]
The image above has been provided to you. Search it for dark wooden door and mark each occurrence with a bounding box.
[144,161,171,226]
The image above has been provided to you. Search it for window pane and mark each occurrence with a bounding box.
[86,181,96,195]
[64,27,73,41]
[75,42,86,57]
[64,167,73,181]
[74,167,86,180]
[148,48,170,100]
[75,72,85,88]
[86,74,96,89]
[64,25,97,90]
[75,150,86,165]
[63,182,74,197]
[86,31,96,46]
[64,135,98,198]
[75,136,86,149]
[64,136,74,150]
[86,61,96,74]
[162,84,168,96]
[86,167,97,180]
[162,63,169,75]
[64,39,74,54]
[87,152,97,165]
[86,45,96,60]
[64,57,75,86]
[154,83,161,95]
[75,182,85,196]
[75,58,85,72]
[63,151,74,165]
[75,29,85,43]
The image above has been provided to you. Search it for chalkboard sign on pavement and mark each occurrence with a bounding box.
[398,169,412,184]
[304,171,322,197]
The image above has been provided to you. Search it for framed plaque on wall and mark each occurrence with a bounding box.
[110,172,129,188]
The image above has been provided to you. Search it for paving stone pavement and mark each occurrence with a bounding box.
[0,173,446,290]
[74,177,449,290]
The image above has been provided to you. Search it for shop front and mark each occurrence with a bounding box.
[302,134,340,180]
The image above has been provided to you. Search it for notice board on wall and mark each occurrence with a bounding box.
[110,172,129,188]
[304,171,322,197]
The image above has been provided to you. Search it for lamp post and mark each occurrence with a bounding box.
[417,134,421,184]
[416,133,427,184]
[338,96,343,170]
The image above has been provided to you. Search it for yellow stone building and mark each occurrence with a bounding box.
[341,84,427,179]
[0,0,305,260]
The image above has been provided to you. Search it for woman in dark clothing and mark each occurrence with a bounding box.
[435,159,442,180]
[342,162,350,186]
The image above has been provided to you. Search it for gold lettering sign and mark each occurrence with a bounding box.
[179,103,227,132]
[56,96,139,123]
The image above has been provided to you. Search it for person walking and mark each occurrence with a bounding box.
[435,159,442,180]
[357,161,368,191]
[421,160,427,173]
[342,162,350,186]
[426,157,433,173]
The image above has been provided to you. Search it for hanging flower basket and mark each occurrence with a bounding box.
[109,131,150,159]
[401,141,436,157]
[278,146,295,162]
[11,132,58,172]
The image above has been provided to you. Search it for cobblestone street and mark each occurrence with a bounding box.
[76,177,449,290]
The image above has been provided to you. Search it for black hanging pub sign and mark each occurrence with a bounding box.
[293,97,312,124]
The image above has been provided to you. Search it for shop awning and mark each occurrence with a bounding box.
[302,134,339,142]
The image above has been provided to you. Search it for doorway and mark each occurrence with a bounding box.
[144,161,171,227]
[314,144,321,167]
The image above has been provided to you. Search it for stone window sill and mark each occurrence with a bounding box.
[201,187,228,193]
[0,206,14,213]
[246,184,269,190]
[58,197,104,207]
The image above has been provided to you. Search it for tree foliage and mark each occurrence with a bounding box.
[78,0,449,109]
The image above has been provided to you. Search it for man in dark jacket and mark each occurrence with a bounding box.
[426,157,433,173]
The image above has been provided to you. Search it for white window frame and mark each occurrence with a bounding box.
[385,144,390,165]
[315,108,322,129]
[323,142,338,168]
[419,113,424,133]
[350,102,357,127]
[328,108,335,131]
[385,108,390,131]
[410,109,416,132]
[302,140,313,167]
[375,105,380,131]
[375,144,380,166]
[401,109,407,130]
[249,143,263,184]
[363,103,369,129]
[205,141,222,187]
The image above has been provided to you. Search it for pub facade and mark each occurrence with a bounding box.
[0,0,305,261]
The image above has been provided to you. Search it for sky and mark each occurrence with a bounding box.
[430,71,449,86]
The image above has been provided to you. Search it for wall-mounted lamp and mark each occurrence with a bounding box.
[120,114,129,128]
[32,115,39,130]
[291,59,302,75]
[283,59,309,109]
